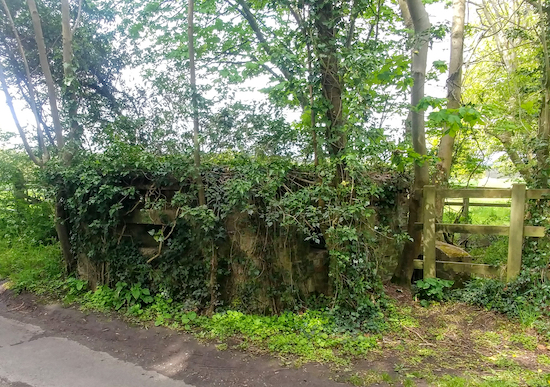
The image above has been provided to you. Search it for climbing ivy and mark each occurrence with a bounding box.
[43,143,409,330]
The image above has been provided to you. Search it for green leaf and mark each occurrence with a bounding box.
[131,287,141,300]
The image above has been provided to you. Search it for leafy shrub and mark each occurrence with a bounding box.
[455,270,550,328]
[414,278,454,306]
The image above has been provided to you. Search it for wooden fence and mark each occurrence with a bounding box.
[415,184,549,282]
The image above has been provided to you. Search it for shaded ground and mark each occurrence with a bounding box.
[0,289,344,387]
[345,285,550,386]
[1,284,549,386]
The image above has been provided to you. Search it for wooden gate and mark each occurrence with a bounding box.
[416,184,549,281]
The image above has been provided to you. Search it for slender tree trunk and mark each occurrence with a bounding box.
[27,0,75,272]
[392,0,431,285]
[536,0,550,187]
[306,19,319,166]
[27,0,64,150]
[188,0,206,206]
[435,0,466,186]
[61,0,81,149]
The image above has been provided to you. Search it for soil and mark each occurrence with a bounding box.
[0,289,346,387]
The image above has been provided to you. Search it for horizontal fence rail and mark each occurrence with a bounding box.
[444,201,510,208]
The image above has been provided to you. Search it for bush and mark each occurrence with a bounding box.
[454,270,550,327]
[414,278,454,306]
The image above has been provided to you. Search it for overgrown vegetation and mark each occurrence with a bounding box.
[2,0,550,384]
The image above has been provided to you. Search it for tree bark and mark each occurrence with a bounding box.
[61,0,81,149]
[536,0,550,187]
[188,0,206,206]
[27,0,64,150]
[314,0,346,160]
[392,0,431,286]
[435,0,465,186]
[27,0,75,272]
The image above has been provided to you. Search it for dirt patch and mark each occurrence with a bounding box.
[0,291,345,387]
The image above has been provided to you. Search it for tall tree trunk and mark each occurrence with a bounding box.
[435,0,466,186]
[392,0,431,285]
[313,0,346,166]
[188,0,206,206]
[27,0,64,150]
[61,0,81,151]
[28,0,75,272]
[536,0,550,187]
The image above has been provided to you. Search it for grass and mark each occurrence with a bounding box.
[0,240,64,294]
[0,239,380,366]
[442,202,512,265]
[3,239,550,386]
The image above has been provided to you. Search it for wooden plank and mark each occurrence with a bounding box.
[445,201,510,207]
[524,226,546,237]
[423,185,436,279]
[128,209,178,225]
[418,223,543,237]
[438,188,511,199]
[437,224,509,235]
[526,189,550,199]
[413,259,502,278]
[507,184,526,281]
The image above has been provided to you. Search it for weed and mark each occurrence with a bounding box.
[403,378,416,387]
[472,330,502,348]
[510,332,537,350]
[348,373,363,386]
[414,278,454,306]
[538,354,550,366]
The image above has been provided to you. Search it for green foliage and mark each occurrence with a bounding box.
[197,310,379,363]
[428,105,483,137]
[455,270,550,328]
[0,150,55,245]
[414,278,454,306]
[0,240,63,294]
[42,145,406,329]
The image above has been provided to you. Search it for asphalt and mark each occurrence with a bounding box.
[0,315,195,387]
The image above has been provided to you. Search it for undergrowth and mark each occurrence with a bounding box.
[0,240,380,365]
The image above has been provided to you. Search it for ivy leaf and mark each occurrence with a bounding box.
[433,60,447,73]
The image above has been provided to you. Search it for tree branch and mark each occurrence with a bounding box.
[0,63,42,166]
[2,0,49,162]
[71,0,83,34]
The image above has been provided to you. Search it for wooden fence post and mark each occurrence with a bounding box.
[507,184,526,281]
[423,185,436,279]
[459,197,470,245]
[463,197,469,222]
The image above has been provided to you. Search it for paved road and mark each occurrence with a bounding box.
[0,316,194,387]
